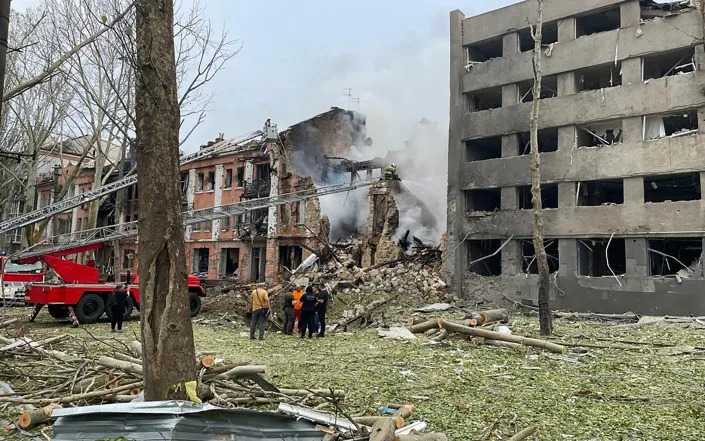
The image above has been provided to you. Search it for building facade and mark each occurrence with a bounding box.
[448,0,705,315]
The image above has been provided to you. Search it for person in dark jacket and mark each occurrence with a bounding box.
[315,282,329,338]
[108,284,129,332]
[282,289,295,335]
[299,286,318,339]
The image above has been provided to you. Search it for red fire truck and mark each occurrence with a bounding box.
[0,256,44,304]
[21,244,205,326]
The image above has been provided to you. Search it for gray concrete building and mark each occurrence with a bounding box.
[447,0,705,315]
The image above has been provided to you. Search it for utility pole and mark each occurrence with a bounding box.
[341,88,352,109]
[0,0,11,121]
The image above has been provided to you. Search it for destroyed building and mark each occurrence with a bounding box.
[447,0,705,314]
[176,107,371,283]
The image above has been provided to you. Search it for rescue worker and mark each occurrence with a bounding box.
[249,286,270,340]
[292,284,304,333]
[282,289,295,335]
[108,283,129,332]
[384,163,398,181]
[299,286,318,339]
[315,282,329,338]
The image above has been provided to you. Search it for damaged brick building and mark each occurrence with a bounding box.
[173,107,372,283]
[447,0,705,314]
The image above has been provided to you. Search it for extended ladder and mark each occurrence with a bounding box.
[0,131,264,235]
[17,178,379,259]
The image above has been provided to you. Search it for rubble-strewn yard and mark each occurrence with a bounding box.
[1,304,703,441]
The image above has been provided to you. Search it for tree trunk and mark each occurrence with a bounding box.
[529,0,552,336]
[0,0,10,122]
[135,0,196,401]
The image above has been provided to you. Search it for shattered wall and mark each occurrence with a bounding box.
[362,182,401,266]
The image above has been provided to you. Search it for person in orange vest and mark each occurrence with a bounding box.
[292,284,304,334]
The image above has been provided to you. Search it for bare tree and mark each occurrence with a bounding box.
[135,0,195,400]
[529,0,552,336]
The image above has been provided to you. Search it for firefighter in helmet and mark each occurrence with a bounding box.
[384,163,399,181]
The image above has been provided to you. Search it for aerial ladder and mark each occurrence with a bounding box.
[0,131,264,235]
[16,177,380,259]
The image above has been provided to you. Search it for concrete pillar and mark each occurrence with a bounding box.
[244,160,254,183]
[558,239,577,276]
[502,32,518,57]
[694,45,705,72]
[185,169,196,241]
[558,183,576,208]
[557,72,578,96]
[501,239,522,275]
[501,187,518,210]
[502,134,519,157]
[620,1,641,29]
[212,164,223,240]
[625,237,648,278]
[698,106,705,135]
[621,57,642,85]
[447,10,467,294]
[623,177,644,205]
[502,84,517,107]
[622,116,643,143]
[557,126,576,151]
[558,17,575,42]
[70,184,80,234]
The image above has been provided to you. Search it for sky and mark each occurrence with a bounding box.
[13,0,521,153]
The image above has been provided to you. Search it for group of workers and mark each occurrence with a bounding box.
[249,282,329,340]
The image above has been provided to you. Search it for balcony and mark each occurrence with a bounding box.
[244,178,270,199]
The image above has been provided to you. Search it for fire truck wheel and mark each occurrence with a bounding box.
[75,293,105,324]
[189,291,202,317]
[47,305,69,319]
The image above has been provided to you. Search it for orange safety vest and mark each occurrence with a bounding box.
[292,289,304,311]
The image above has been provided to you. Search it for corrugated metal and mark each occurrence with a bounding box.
[52,400,324,441]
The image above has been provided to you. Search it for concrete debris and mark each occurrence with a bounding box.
[413,303,453,313]
[378,327,416,340]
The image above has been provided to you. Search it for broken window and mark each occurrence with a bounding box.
[466,86,503,112]
[193,248,209,274]
[192,222,200,232]
[222,216,230,231]
[576,8,620,38]
[640,1,695,21]
[644,109,698,140]
[279,245,303,277]
[122,249,136,270]
[224,169,233,188]
[578,238,626,277]
[466,136,502,161]
[517,75,558,103]
[517,128,559,155]
[644,172,701,203]
[518,21,558,53]
[577,120,623,147]
[281,204,291,225]
[465,189,501,212]
[518,184,558,209]
[220,248,239,277]
[236,167,244,187]
[522,240,559,273]
[249,246,266,282]
[577,62,622,92]
[643,47,696,81]
[206,171,215,191]
[465,36,503,64]
[467,240,502,276]
[648,238,702,278]
[255,163,270,180]
[577,179,624,206]
[298,200,307,225]
[180,172,189,194]
[196,172,204,192]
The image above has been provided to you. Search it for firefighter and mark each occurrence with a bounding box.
[384,163,398,181]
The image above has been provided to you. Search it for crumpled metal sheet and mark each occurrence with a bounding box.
[51,400,323,441]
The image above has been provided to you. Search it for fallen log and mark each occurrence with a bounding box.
[483,339,523,350]
[97,356,143,375]
[211,365,266,380]
[370,417,398,441]
[353,415,404,428]
[0,381,142,405]
[462,309,509,325]
[408,317,427,326]
[71,374,117,394]
[334,298,390,331]
[126,340,142,358]
[200,355,216,369]
[0,334,69,352]
[424,328,440,337]
[429,330,450,344]
[508,426,537,441]
[410,318,475,334]
[204,361,252,376]
[438,320,566,354]
[0,318,19,329]
[17,403,61,429]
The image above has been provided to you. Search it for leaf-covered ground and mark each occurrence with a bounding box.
[1,307,704,440]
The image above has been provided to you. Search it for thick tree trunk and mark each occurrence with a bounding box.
[529,0,552,336]
[0,0,10,122]
[135,0,196,401]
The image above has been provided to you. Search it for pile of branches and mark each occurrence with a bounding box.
[408,308,567,354]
